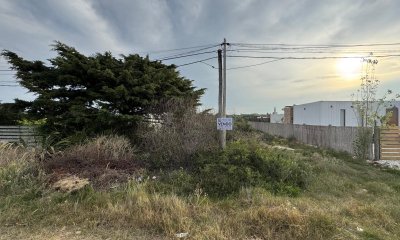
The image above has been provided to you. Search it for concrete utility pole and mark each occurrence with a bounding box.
[219,38,227,148]
[217,38,229,149]
[218,49,224,148]
[223,38,227,118]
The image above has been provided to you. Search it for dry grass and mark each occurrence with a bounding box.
[43,135,139,188]
[56,135,136,163]
[1,136,400,239]
[138,100,218,169]
[0,142,34,166]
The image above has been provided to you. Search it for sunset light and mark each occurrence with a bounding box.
[336,57,362,80]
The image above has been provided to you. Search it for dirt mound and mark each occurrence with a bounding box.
[45,155,139,189]
[43,136,141,189]
[52,175,89,193]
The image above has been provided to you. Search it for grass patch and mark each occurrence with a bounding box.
[1,134,400,239]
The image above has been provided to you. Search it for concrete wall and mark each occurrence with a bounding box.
[293,101,400,127]
[293,101,359,127]
[249,121,360,153]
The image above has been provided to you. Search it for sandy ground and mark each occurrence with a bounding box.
[375,160,400,169]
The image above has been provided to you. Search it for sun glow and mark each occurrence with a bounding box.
[336,57,362,80]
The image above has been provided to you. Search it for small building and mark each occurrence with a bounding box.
[293,101,400,127]
[270,107,283,123]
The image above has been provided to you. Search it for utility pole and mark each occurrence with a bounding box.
[217,38,229,149]
[221,38,228,148]
[217,49,224,148]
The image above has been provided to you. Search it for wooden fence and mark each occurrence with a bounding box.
[0,126,38,146]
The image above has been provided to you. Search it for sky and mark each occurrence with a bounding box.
[1,0,400,114]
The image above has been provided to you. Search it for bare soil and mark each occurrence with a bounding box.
[43,155,140,189]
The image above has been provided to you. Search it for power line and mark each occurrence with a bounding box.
[199,61,217,69]
[176,57,217,67]
[227,54,400,60]
[138,43,219,55]
[227,59,282,70]
[230,42,400,48]
[157,50,217,61]
[154,45,219,60]
[0,84,19,87]
[228,49,400,54]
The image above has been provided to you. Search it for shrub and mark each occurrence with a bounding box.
[262,132,276,143]
[137,99,218,169]
[353,127,372,160]
[195,141,311,198]
[50,135,136,163]
[233,117,253,132]
[147,169,197,196]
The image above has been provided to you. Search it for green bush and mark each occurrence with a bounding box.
[262,132,276,143]
[233,117,253,132]
[148,169,197,196]
[353,127,372,160]
[199,163,263,197]
[194,141,311,198]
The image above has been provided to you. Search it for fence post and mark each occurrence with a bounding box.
[373,126,380,161]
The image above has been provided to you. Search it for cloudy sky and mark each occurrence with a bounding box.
[1,0,400,114]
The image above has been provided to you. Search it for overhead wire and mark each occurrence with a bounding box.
[227,54,400,60]
[156,50,217,61]
[230,42,400,48]
[138,43,219,55]
[227,59,282,70]
[199,61,217,69]
[176,57,217,67]
[227,49,400,54]
[154,44,219,61]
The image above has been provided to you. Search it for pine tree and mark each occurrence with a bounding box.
[1,42,205,138]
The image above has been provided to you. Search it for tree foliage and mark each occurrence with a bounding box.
[1,42,204,138]
[0,102,26,125]
[351,57,399,160]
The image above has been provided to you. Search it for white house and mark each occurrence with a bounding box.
[293,101,400,127]
[270,107,283,123]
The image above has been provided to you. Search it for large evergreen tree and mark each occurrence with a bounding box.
[1,42,204,137]
[0,102,26,125]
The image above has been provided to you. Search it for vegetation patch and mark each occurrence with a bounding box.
[1,120,400,239]
[43,135,140,189]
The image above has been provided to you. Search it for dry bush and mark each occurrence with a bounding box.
[0,142,34,166]
[57,135,135,162]
[44,135,139,188]
[138,99,218,169]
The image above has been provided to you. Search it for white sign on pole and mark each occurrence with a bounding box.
[217,118,233,130]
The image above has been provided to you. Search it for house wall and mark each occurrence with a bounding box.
[319,101,359,126]
[293,101,400,127]
[293,102,322,126]
[270,113,283,123]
